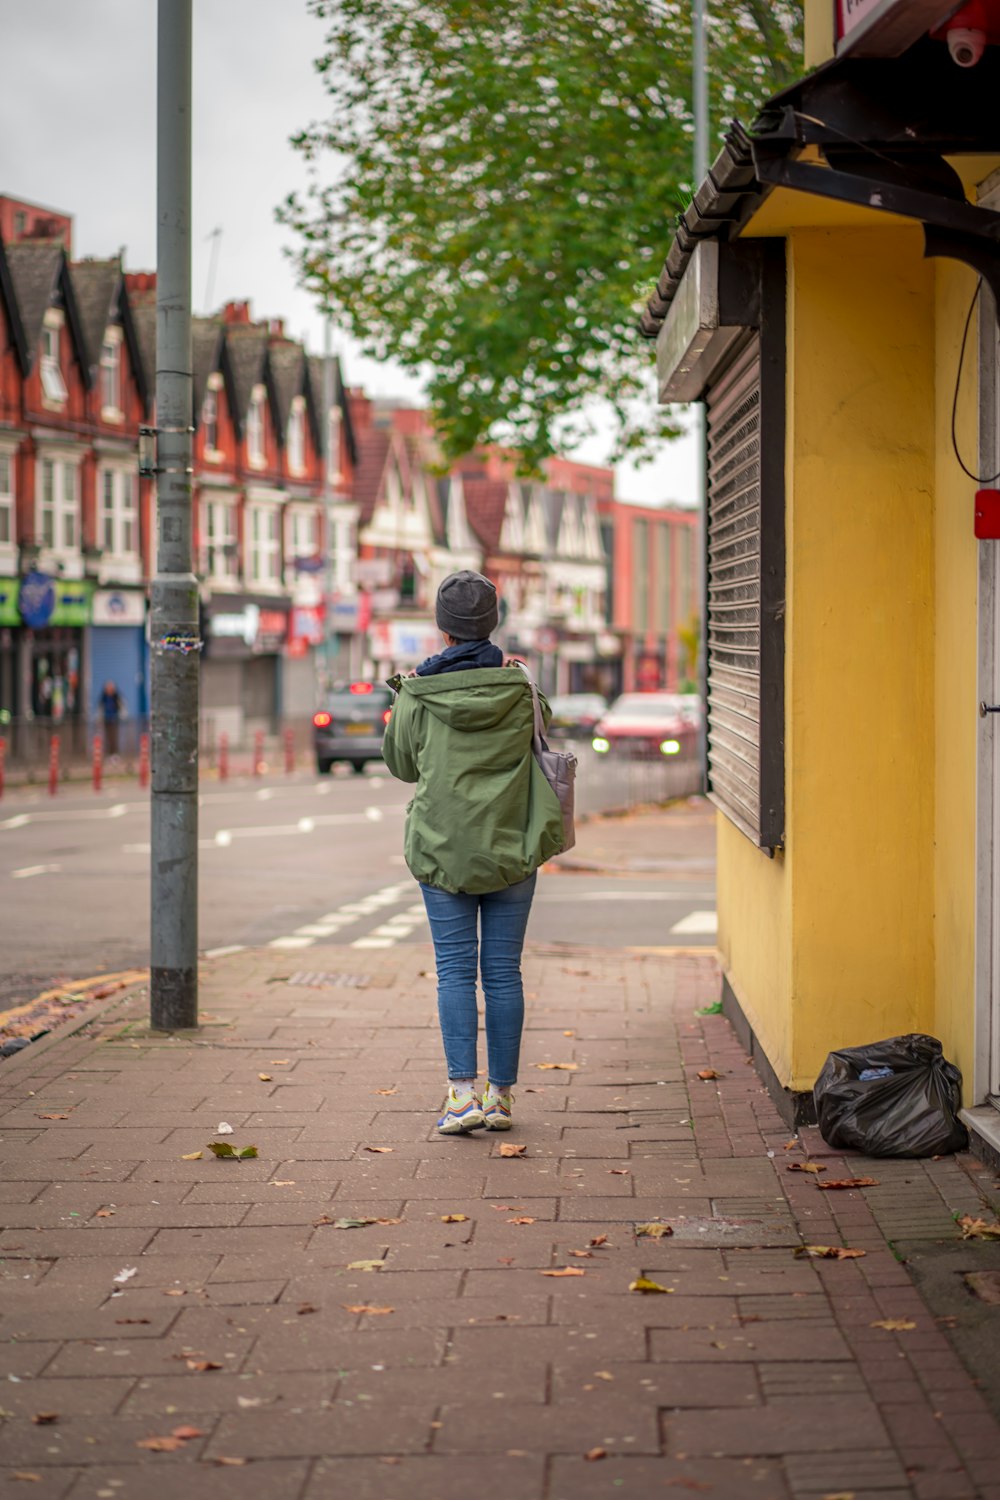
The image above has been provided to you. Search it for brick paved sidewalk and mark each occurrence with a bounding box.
[2,929,1000,1499]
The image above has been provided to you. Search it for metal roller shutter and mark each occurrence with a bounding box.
[705,330,783,850]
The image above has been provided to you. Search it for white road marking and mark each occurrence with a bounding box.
[108,804,128,818]
[669,910,718,935]
[0,814,30,830]
[351,937,394,949]
[315,782,332,795]
[268,936,316,950]
[294,924,340,938]
[256,788,273,801]
[12,863,61,879]
[205,944,246,958]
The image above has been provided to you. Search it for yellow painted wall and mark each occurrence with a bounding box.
[932,259,980,1095]
[803,0,834,67]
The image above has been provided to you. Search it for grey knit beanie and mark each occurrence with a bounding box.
[435,570,499,640]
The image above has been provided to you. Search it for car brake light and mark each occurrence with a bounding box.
[349,682,373,694]
[313,711,332,727]
[383,709,392,725]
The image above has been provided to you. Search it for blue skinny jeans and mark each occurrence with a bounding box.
[419,872,537,1089]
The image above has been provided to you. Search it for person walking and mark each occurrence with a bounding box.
[382,570,564,1135]
[99,680,122,758]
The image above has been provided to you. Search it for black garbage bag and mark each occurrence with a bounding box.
[814,1034,968,1158]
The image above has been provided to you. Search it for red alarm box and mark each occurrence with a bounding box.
[975,489,1000,539]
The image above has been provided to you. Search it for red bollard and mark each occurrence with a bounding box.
[254,728,264,777]
[48,734,60,796]
[284,727,295,775]
[138,733,150,790]
[219,732,229,782]
[0,737,5,800]
[92,735,104,794]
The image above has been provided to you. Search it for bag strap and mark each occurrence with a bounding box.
[514,660,545,753]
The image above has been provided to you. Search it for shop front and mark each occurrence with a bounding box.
[90,588,148,747]
[202,596,289,746]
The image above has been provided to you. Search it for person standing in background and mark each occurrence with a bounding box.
[100,679,122,758]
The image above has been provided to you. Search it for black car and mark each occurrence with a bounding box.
[313,682,393,774]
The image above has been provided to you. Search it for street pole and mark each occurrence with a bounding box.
[150,0,198,1029]
[322,316,335,693]
[692,0,709,779]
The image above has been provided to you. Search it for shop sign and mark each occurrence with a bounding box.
[0,578,20,628]
[92,589,146,627]
[256,609,288,653]
[369,617,442,664]
[52,581,93,628]
[18,571,57,629]
[535,626,559,654]
[210,605,260,647]
[291,605,325,646]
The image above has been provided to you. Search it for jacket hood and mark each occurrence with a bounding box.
[396,667,529,734]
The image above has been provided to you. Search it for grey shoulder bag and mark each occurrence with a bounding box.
[517,663,577,854]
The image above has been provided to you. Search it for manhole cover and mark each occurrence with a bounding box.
[286,972,370,989]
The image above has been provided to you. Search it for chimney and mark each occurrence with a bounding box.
[222,300,252,324]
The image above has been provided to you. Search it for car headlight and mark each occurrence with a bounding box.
[592,736,610,754]
[659,739,681,756]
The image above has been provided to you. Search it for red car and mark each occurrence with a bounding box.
[591,692,700,759]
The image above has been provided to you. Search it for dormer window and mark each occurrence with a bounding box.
[287,396,306,475]
[40,318,68,405]
[100,330,122,415]
[247,387,266,467]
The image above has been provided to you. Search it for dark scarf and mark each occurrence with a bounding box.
[415,638,503,676]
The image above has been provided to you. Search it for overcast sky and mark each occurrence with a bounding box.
[0,0,697,506]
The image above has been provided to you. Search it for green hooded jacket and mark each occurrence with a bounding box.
[382,666,564,894]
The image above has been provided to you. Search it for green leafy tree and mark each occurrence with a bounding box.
[281,0,802,469]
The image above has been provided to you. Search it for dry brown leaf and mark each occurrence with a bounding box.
[185,1359,222,1372]
[180,1151,203,1161]
[535,1062,578,1071]
[629,1276,674,1294]
[343,1304,394,1315]
[95,1208,115,1218]
[36,1114,68,1120]
[297,1303,318,1316]
[589,1234,609,1248]
[374,1087,399,1096]
[567,1249,594,1258]
[542,1266,586,1277]
[271,1180,296,1187]
[374,1217,403,1225]
[213,1457,248,1467]
[782,1140,798,1150]
[817,1177,880,1191]
[491,1203,521,1210]
[636,1222,674,1239]
[786,1162,826,1174]
[441,1214,469,1223]
[258,1073,272,1081]
[171,1425,205,1441]
[163,1288,186,1296]
[563,1030,576,1036]
[270,1059,289,1065]
[508,1215,536,1225]
[959,1215,1000,1239]
[584,1447,608,1461]
[594,1370,614,1380]
[31,1413,58,1425]
[498,1143,527,1157]
[136,1435,186,1452]
[870,1318,916,1331]
[608,1168,630,1175]
[696,1069,721,1080]
[347,1259,385,1271]
[364,1145,393,1154]
[794,1245,866,1260]
[11,1475,42,1483]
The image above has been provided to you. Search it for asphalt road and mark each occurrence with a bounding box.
[0,760,716,1007]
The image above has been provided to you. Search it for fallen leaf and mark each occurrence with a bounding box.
[541,1267,586,1277]
[213,1457,248,1467]
[115,1318,151,1325]
[441,1214,469,1223]
[787,1162,826,1174]
[95,1208,115,1218]
[185,1359,222,1372]
[364,1145,393,1154]
[343,1304,394,1315]
[608,1168,630,1175]
[870,1319,916,1331]
[180,1152,203,1161]
[589,1234,609,1248]
[491,1203,521,1211]
[636,1222,674,1239]
[347,1259,385,1272]
[136,1435,186,1452]
[567,1249,593,1258]
[629,1276,674,1294]
[817,1178,880,1191]
[11,1475,42,1483]
[508,1216,536,1225]
[594,1370,614,1380]
[584,1447,607,1461]
[794,1245,866,1260]
[258,1073,272,1082]
[563,1030,575,1036]
[535,1062,577,1071]
[35,1113,68,1120]
[782,1140,798,1150]
[374,1087,398,1096]
[31,1413,58,1425]
[207,1142,258,1159]
[696,1068,721,1080]
[171,1425,205,1440]
[237,1397,263,1408]
[498,1143,527,1157]
[270,1180,296,1187]
[958,1215,1000,1239]
[163,1288,186,1296]
[270,1059,289,1065]
[297,1303,318,1316]
[216,1122,234,1135]
[113,1267,138,1284]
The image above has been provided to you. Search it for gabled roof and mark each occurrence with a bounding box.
[192,318,223,415]
[224,324,269,430]
[462,476,509,554]
[351,427,392,524]
[68,258,120,373]
[4,241,66,372]
[269,341,306,434]
[307,353,357,468]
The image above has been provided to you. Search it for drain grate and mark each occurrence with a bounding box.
[286,971,370,989]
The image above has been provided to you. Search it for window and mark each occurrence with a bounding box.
[248,503,281,585]
[0,451,13,546]
[289,506,319,564]
[99,468,138,556]
[100,333,121,414]
[247,388,266,467]
[202,497,239,582]
[633,519,649,630]
[327,407,342,484]
[13,211,26,236]
[40,322,68,404]
[287,398,306,474]
[655,524,672,633]
[202,389,219,455]
[38,456,78,550]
